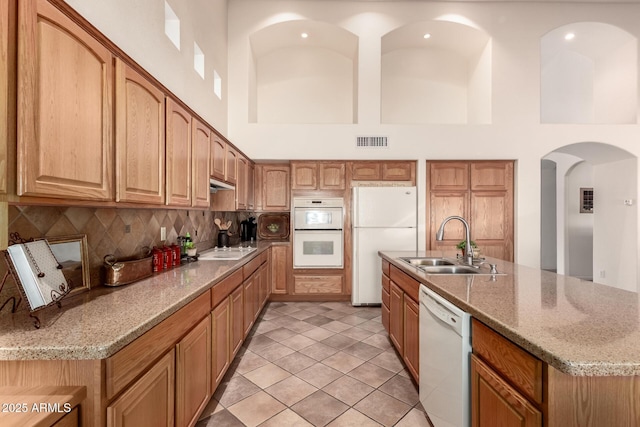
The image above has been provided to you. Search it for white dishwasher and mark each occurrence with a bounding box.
[419,284,471,427]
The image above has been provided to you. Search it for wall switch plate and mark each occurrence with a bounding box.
[160,227,166,241]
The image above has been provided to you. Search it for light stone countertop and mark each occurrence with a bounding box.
[380,250,640,377]
[0,244,275,361]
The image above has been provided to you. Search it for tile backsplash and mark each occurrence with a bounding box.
[1,205,252,310]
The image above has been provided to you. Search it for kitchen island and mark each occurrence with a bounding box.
[380,250,640,427]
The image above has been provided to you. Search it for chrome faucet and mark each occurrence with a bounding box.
[436,216,474,265]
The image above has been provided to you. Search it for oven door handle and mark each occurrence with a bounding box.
[294,228,343,232]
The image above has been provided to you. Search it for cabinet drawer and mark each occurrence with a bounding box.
[243,255,262,279]
[472,319,543,404]
[294,275,342,294]
[105,291,210,400]
[382,259,390,277]
[212,269,243,307]
[389,265,419,302]
[381,301,390,333]
[381,273,390,292]
[382,286,390,308]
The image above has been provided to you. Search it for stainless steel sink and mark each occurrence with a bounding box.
[419,265,483,274]
[400,257,456,266]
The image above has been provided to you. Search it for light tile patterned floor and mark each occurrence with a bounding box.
[196,301,431,427]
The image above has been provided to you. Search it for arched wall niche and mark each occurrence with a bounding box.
[249,20,358,124]
[381,20,491,124]
[541,22,637,124]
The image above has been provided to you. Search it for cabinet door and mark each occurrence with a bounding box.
[210,138,226,181]
[226,146,238,185]
[191,119,211,208]
[247,162,255,210]
[18,0,113,200]
[212,299,230,389]
[260,263,270,308]
[243,275,256,337]
[166,99,192,207]
[382,162,414,182]
[107,349,175,427]
[176,315,211,427]
[271,245,289,294]
[115,59,165,204]
[471,191,513,261]
[429,192,469,250]
[230,286,244,359]
[236,155,248,210]
[471,161,513,192]
[291,162,317,190]
[389,282,404,355]
[262,165,291,211]
[319,162,346,190]
[352,162,381,181]
[471,355,542,427]
[403,297,419,383]
[429,162,469,191]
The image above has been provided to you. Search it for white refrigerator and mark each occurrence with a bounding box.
[352,186,418,306]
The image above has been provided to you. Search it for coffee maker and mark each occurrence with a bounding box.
[240,217,257,242]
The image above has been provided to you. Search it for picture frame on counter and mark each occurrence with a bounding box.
[41,234,91,296]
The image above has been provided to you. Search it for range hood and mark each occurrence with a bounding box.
[210,178,235,193]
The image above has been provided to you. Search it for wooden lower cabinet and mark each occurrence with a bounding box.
[293,275,343,294]
[176,315,212,427]
[53,407,79,427]
[107,349,176,427]
[403,297,419,381]
[212,298,230,389]
[270,244,290,294]
[389,281,404,354]
[471,355,542,427]
[230,285,244,358]
[243,273,257,337]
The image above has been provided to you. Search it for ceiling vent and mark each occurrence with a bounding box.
[356,136,388,149]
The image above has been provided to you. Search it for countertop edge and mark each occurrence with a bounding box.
[379,251,640,377]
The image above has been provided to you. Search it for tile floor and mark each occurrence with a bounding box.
[196,301,431,427]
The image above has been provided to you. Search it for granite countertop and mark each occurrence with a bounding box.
[0,243,274,361]
[380,250,640,377]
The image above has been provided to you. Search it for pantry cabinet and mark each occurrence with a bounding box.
[427,161,514,261]
[17,0,113,201]
[115,59,165,204]
[166,99,192,207]
[191,119,211,208]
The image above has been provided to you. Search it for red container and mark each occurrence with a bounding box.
[163,246,173,269]
[152,247,163,272]
[171,244,181,266]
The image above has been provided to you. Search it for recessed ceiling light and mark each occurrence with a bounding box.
[423,33,431,39]
[301,32,308,39]
[564,33,575,41]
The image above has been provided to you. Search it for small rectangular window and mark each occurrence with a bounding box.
[580,187,593,213]
[164,2,180,50]
[194,42,205,79]
[214,70,222,100]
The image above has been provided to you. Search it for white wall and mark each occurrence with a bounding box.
[593,158,638,291]
[540,159,557,271]
[65,0,228,134]
[227,0,640,273]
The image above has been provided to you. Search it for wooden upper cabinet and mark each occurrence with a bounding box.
[236,155,248,210]
[191,119,210,208]
[319,163,346,190]
[247,162,255,211]
[226,146,238,185]
[471,161,514,191]
[165,99,192,207]
[115,59,165,204]
[382,162,415,181]
[291,162,317,190]
[261,165,290,211]
[351,161,416,183]
[17,0,113,200]
[352,162,382,180]
[210,137,226,182]
[292,162,345,190]
[429,162,469,191]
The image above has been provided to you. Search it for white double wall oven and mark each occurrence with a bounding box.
[293,197,344,269]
